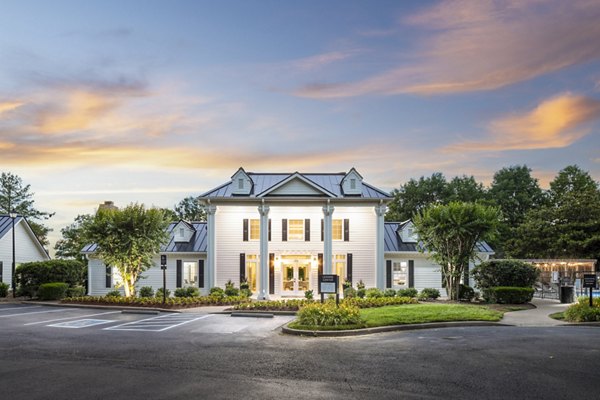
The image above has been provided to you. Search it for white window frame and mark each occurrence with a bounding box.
[288,219,304,241]
[249,219,260,241]
[332,219,343,241]
[183,261,198,287]
[392,261,408,289]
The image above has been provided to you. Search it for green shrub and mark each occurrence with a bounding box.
[224,280,239,296]
[472,260,539,290]
[342,279,352,290]
[343,287,357,299]
[564,300,600,322]
[106,290,121,297]
[138,286,154,298]
[356,288,366,298]
[174,288,188,297]
[210,287,225,297]
[0,282,9,297]
[383,289,396,297]
[38,282,69,300]
[240,288,252,298]
[344,296,417,308]
[418,288,441,300]
[459,285,475,302]
[304,289,314,300]
[240,279,250,290]
[356,280,366,290]
[66,286,86,298]
[296,302,362,327]
[186,287,200,297]
[64,294,251,308]
[155,287,170,298]
[397,288,418,298]
[366,288,383,298]
[483,287,534,304]
[15,260,86,298]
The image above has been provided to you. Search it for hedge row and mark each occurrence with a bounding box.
[483,287,534,304]
[15,260,86,298]
[63,295,251,308]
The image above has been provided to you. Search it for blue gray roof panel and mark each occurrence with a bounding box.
[0,215,23,240]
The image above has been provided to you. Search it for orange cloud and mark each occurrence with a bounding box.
[295,0,600,98]
[0,101,24,115]
[445,93,600,152]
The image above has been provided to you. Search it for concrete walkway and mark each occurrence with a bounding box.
[501,298,571,326]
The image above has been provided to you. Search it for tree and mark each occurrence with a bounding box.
[55,214,94,263]
[386,173,449,221]
[446,175,487,203]
[174,196,206,221]
[548,165,599,204]
[0,172,54,245]
[84,203,170,297]
[413,202,500,300]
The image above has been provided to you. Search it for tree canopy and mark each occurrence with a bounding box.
[84,203,170,297]
[54,214,94,263]
[413,202,500,301]
[174,196,206,221]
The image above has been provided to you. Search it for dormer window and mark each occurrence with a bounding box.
[350,178,356,190]
[238,178,244,190]
[179,228,185,237]
[231,167,252,195]
[342,168,363,195]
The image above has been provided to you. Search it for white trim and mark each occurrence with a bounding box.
[257,173,338,198]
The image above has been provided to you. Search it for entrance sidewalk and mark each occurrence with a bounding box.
[501,298,571,326]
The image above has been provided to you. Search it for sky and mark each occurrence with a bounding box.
[0,0,599,252]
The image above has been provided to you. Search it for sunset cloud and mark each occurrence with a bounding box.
[0,101,24,115]
[445,93,600,152]
[295,0,600,98]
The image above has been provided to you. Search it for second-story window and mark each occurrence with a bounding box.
[250,219,260,240]
[332,219,342,240]
[288,219,304,240]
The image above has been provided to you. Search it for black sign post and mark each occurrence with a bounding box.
[160,255,167,304]
[583,274,597,307]
[319,274,339,306]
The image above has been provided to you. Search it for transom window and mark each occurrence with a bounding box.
[288,219,304,241]
[249,219,260,240]
[332,219,343,240]
[183,262,198,287]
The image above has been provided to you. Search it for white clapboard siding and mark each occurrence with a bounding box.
[0,220,49,286]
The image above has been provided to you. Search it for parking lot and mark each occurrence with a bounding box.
[0,303,294,336]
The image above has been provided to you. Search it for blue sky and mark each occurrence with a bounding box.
[1,0,599,250]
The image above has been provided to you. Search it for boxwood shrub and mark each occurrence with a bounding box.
[0,282,10,297]
[138,286,154,298]
[459,285,475,302]
[483,286,534,304]
[397,288,418,298]
[366,288,383,298]
[38,282,69,300]
[15,260,86,298]
[472,260,539,289]
[418,288,440,300]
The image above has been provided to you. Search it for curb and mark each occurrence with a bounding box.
[219,309,297,316]
[24,301,181,313]
[282,321,511,337]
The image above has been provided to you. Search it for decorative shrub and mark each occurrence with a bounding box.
[342,279,352,290]
[155,287,170,298]
[366,288,383,298]
[483,287,534,304]
[63,295,250,308]
[472,260,539,290]
[304,289,314,300]
[356,280,366,289]
[240,288,252,298]
[459,285,475,302]
[383,289,396,297]
[139,286,154,298]
[174,287,200,298]
[397,288,418,298]
[296,302,362,327]
[240,279,250,290]
[37,282,69,300]
[15,260,86,298]
[343,287,357,299]
[564,301,600,322]
[210,287,225,298]
[0,282,9,297]
[344,296,417,308]
[106,290,121,297]
[66,286,86,298]
[234,299,312,311]
[224,280,239,297]
[418,288,441,300]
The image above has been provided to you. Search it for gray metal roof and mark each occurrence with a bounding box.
[0,215,23,240]
[384,222,494,253]
[201,172,391,199]
[82,222,208,254]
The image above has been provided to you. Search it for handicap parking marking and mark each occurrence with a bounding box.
[0,308,70,318]
[24,311,122,326]
[48,319,115,329]
[104,313,213,332]
[0,306,42,312]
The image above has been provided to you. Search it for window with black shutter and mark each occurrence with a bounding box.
[176,260,182,288]
[198,260,205,288]
[282,219,287,241]
[268,219,271,241]
[408,260,414,288]
[105,266,111,288]
[240,253,246,283]
[386,260,392,288]
[304,219,310,241]
[346,253,353,284]
[242,219,249,241]
[321,219,324,241]
[343,219,350,241]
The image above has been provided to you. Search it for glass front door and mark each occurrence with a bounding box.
[282,262,310,295]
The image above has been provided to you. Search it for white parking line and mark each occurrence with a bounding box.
[105,314,213,332]
[24,311,121,326]
[0,308,69,318]
[0,306,42,312]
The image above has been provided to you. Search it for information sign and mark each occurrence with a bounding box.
[319,274,339,294]
[583,274,597,288]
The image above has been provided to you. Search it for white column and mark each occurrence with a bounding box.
[375,203,386,290]
[205,204,217,289]
[322,201,335,274]
[258,203,270,300]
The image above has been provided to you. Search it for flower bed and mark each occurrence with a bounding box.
[62,295,250,309]
[233,299,313,311]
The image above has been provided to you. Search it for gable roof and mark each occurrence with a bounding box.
[81,222,207,254]
[201,170,391,199]
[384,222,494,253]
[257,172,338,197]
[0,215,50,259]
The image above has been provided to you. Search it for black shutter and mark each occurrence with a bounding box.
[243,219,249,241]
[463,263,469,286]
[408,260,414,288]
[304,219,310,241]
[268,219,272,241]
[282,219,287,241]
[346,253,353,284]
[344,219,350,242]
[198,260,205,288]
[105,266,111,288]
[321,219,324,241]
[176,259,182,288]
[0,261,3,282]
[318,253,323,276]
[240,253,246,283]
[269,253,275,294]
[386,260,392,288]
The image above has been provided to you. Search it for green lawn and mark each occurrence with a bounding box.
[288,303,504,331]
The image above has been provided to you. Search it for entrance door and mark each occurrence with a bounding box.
[282,261,310,295]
